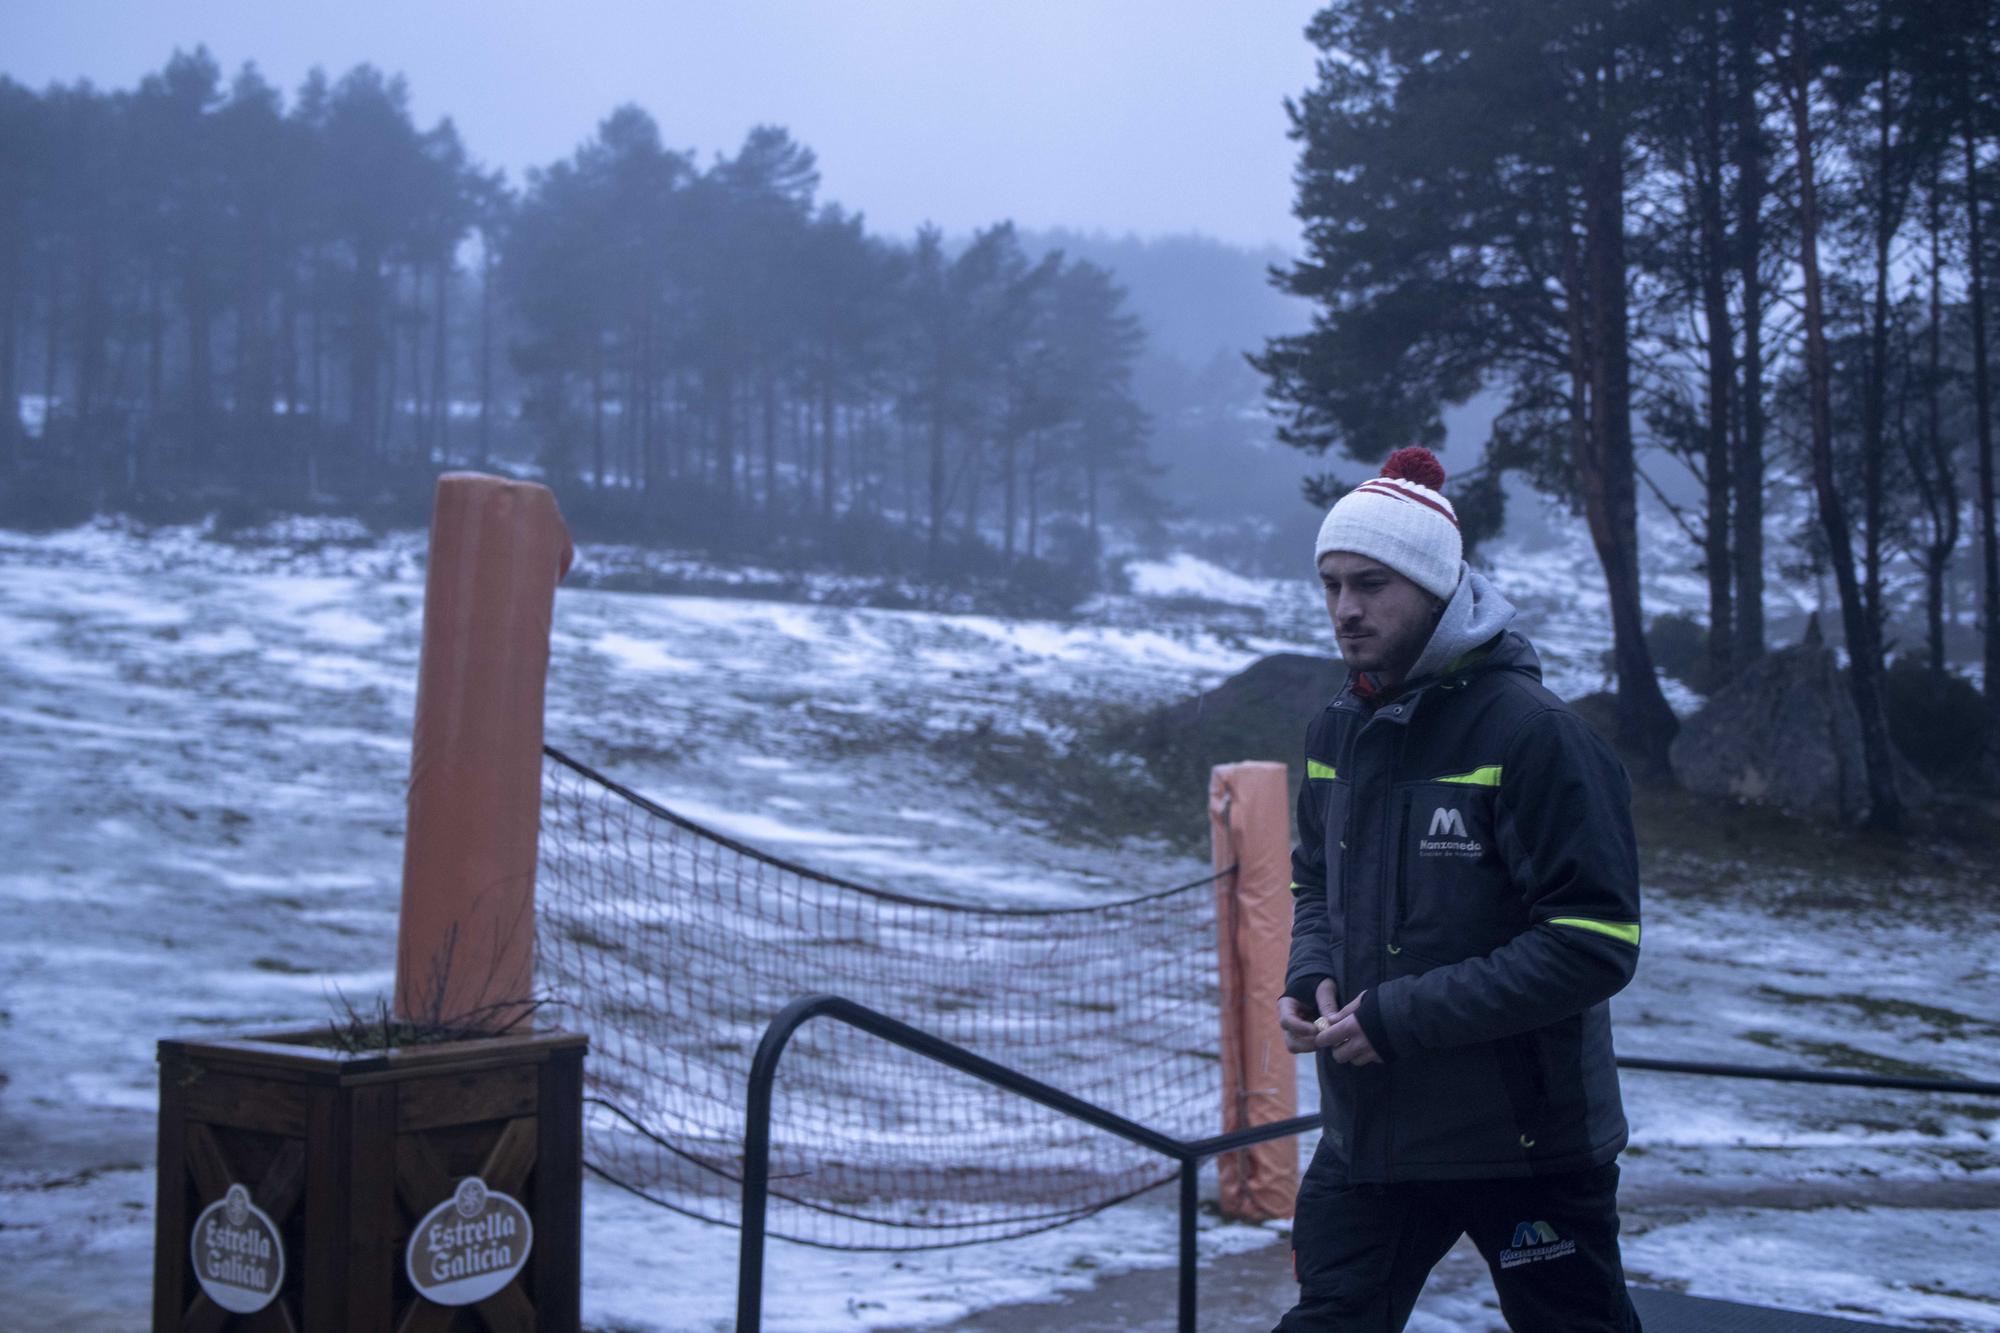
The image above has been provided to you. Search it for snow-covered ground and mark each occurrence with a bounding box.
[0,513,1994,1330]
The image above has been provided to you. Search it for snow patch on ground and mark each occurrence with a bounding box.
[582,1177,1281,1333]
[0,517,1995,1330]
[1626,1208,2000,1330]
[1124,552,1283,606]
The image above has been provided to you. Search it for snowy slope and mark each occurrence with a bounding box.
[0,516,1994,1331]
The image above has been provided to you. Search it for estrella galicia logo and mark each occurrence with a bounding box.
[1419,806,1482,859]
[1499,1219,1576,1269]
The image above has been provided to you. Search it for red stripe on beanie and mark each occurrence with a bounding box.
[1352,479,1460,529]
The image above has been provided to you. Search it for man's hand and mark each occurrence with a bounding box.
[1277,978,1342,1054]
[1314,991,1380,1066]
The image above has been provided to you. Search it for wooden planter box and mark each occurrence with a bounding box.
[153,1026,586,1332]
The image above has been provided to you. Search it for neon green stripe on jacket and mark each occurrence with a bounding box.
[1436,765,1502,787]
[1549,917,1640,946]
[1307,759,1338,780]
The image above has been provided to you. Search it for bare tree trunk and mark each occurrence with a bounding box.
[309,249,325,495]
[77,232,109,482]
[351,237,383,464]
[432,258,450,465]
[820,376,834,522]
[1583,52,1679,772]
[279,267,300,496]
[1920,182,1962,678]
[640,305,657,496]
[1788,8,1902,830]
[621,356,637,490]
[1731,0,1768,665]
[1860,18,1901,654]
[1968,125,2000,716]
[0,250,17,472]
[718,367,737,514]
[404,269,425,462]
[961,437,986,546]
[145,264,164,486]
[590,342,605,490]
[1001,431,1017,561]
[1026,435,1041,560]
[235,225,274,487]
[186,238,213,472]
[1695,15,1735,684]
[761,368,776,515]
[477,241,494,470]
[380,268,404,461]
[927,410,945,566]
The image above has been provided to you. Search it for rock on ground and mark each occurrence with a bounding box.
[1669,623,1928,823]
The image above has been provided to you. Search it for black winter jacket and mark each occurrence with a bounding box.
[1283,628,1641,1183]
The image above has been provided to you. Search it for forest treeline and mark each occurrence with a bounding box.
[1259,0,2000,822]
[0,51,1153,601]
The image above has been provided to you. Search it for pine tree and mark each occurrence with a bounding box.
[1258,0,1681,770]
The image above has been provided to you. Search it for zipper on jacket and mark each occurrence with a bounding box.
[1388,789,1412,956]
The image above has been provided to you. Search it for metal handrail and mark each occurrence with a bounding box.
[737,993,1316,1332]
[736,994,2000,1332]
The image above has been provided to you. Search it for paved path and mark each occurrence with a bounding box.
[876,1230,1504,1332]
[877,1228,1921,1333]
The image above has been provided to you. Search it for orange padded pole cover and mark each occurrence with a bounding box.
[1208,761,1299,1220]
[395,472,573,1028]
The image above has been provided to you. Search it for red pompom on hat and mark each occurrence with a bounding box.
[1381,446,1446,491]
[1312,445,1463,598]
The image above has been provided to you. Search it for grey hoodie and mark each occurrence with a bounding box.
[1404,564,1516,685]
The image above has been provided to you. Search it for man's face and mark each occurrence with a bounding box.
[1318,551,1441,684]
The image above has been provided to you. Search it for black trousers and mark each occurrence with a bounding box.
[1274,1139,1642,1332]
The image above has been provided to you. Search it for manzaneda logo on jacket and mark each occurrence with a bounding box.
[1499,1219,1576,1269]
[1419,805,1483,859]
[190,1182,285,1314]
[406,1176,533,1306]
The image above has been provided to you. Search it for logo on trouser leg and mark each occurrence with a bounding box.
[1499,1220,1576,1269]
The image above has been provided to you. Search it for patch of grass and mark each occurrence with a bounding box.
[1738,1029,1956,1082]
[1909,1283,2000,1306]
[967,653,2000,901]
[934,713,1213,856]
[1942,1101,2000,1123]
[27,1162,144,1190]
[250,956,313,974]
[1750,985,2000,1039]
[1632,777,2000,904]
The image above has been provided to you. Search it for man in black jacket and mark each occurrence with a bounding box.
[1270,447,1644,1332]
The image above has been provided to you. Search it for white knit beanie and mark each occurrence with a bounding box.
[1313,447,1462,601]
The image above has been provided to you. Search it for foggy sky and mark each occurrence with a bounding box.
[2,1,1322,251]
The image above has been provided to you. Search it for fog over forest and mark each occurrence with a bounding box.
[0,48,1343,610]
[4,1,2000,793]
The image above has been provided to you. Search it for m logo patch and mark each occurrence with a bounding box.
[1499,1219,1576,1269]
[1418,806,1482,858]
[1512,1220,1560,1248]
